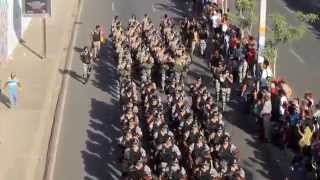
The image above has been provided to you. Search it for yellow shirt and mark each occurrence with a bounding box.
[299,126,313,147]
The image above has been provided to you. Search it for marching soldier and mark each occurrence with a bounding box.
[141,51,154,82]
[213,61,225,103]
[153,124,174,146]
[149,115,165,135]
[189,136,211,167]
[123,141,147,169]
[220,69,233,111]
[205,113,224,136]
[217,136,240,163]
[194,161,219,180]
[124,160,153,180]
[159,161,187,180]
[119,131,138,150]
[156,137,182,173]
[80,46,93,81]
[91,24,104,61]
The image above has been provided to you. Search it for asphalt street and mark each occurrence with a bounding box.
[264,0,320,98]
[51,0,320,180]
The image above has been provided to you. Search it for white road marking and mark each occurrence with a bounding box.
[289,48,305,64]
[111,124,120,131]
[152,4,156,12]
[112,2,114,11]
[284,6,294,14]
[107,163,122,176]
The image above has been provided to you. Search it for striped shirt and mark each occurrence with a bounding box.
[7,78,19,93]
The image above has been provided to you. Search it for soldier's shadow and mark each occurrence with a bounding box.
[0,92,11,109]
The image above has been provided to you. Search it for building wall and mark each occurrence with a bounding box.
[0,0,9,63]
[0,0,31,63]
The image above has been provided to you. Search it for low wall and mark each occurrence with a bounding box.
[0,0,31,63]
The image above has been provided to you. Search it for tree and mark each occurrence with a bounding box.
[296,11,319,23]
[233,0,257,36]
[262,14,305,77]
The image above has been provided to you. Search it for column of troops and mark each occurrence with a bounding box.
[111,12,246,180]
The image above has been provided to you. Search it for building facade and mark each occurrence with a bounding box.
[0,0,31,63]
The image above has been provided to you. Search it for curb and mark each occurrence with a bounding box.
[42,0,84,180]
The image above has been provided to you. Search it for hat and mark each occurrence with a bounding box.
[217,125,224,131]
[161,124,168,130]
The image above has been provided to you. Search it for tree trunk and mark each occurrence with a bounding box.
[273,49,278,78]
[225,0,228,13]
[240,28,244,39]
[249,23,253,35]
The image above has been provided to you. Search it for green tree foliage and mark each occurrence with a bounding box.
[269,14,305,46]
[262,14,306,77]
[296,11,319,23]
[229,0,257,36]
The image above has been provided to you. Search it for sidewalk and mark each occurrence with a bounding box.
[0,0,78,179]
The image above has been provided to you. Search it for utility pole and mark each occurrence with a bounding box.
[256,0,267,90]
[258,0,267,65]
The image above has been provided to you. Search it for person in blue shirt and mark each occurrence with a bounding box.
[3,73,21,108]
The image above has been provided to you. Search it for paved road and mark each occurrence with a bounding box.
[52,0,296,180]
[263,0,320,98]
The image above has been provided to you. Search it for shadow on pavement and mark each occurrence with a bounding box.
[59,68,85,84]
[74,46,83,53]
[82,98,121,180]
[19,39,43,59]
[0,92,11,109]
[90,40,119,100]
[224,98,285,179]
[81,38,121,179]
